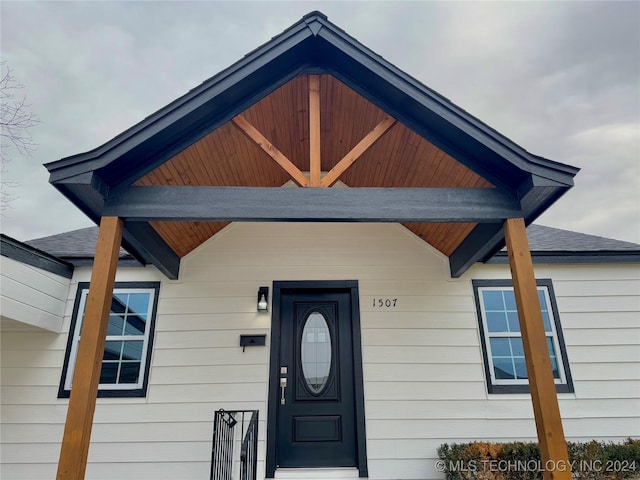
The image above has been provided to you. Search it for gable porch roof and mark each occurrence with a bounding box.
[44,11,579,279]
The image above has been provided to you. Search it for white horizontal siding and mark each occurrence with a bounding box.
[365,398,640,420]
[1,223,638,480]
[1,459,215,480]
[1,419,267,445]
[0,256,70,332]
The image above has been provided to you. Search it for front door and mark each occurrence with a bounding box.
[266,281,367,477]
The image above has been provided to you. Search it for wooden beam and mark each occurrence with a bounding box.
[232,114,308,187]
[321,116,396,187]
[449,176,572,278]
[57,217,123,480]
[104,186,522,223]
[449,223,505,278]
[121,221,181,280]
[309,74,321,187]
[504,218,571,480]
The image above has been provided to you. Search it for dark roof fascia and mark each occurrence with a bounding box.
[45,22,316,186]
[65,257,145,268]
[310,18,579,185]
[0,234,74,279]
[488,251,640,264]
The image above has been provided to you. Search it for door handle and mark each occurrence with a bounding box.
[280,377,287,405]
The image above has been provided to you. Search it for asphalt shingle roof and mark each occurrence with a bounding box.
[516,224,639,252]
[26,227,132,260]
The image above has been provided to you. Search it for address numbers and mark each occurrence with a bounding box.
[372,298,398,308]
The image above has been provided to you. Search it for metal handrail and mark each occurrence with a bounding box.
[211,409,259,480]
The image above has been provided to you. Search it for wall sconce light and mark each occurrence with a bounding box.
[257,287,269,312]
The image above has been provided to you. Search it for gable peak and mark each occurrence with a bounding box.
[302,11,328,36]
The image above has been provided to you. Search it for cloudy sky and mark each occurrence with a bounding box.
[1,1,638,244]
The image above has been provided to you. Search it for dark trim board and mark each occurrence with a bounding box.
[63,257,144,268]
[488,251,640,264]
[266,280,368,478]
[104,186,522,223]
[0,234,74,279]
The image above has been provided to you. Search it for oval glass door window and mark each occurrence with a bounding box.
[301,312,332,394]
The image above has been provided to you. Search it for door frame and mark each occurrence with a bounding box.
[265,280,368,478]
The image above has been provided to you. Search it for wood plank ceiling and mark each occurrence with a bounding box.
[135,74,493,257]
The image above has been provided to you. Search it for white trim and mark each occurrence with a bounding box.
[64,287,156,391]
[477,285,567,386]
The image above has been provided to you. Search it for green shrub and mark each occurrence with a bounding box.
[437,439,640,479]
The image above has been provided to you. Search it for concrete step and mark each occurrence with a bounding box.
[274,467,362,480]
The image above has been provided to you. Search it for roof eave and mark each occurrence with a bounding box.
[0,234,75,279]
[488,250,640,264]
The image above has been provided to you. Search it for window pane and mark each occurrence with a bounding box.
[482,291,504,311]
[493,358,515,379]
[546,337,560,379]
[111,294,128,314]
[510,337,525,357]
[124,316,146,335]
[119,362,141,384]
[503,290,517,310]
[538,290,548,310]
[301,312,332,394]
[542,311,552,332]
[513,358,528,379]
[100,363,118,384]
[122,341,143,361]
[489,338,511,356]
[550,355,560,379]
[127,293,150,319]
[486,311,508,332]
[104,341,122,360]
[107,314,125,336]
[507,312,520,332]
[78,300,88,334]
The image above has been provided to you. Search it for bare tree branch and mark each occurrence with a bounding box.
[0,61,41,210]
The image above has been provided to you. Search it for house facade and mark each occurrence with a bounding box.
[1,12,639,480]
[2,223,639,480]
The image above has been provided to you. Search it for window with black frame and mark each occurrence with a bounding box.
[59,282,160,398]
[472,279,574,394]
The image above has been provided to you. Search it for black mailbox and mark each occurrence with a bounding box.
[240,334,266,351]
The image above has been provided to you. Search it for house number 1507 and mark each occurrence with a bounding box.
[372,298,397,308]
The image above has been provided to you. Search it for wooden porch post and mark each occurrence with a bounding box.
[504,218,571,480]
[57,217,123,480]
